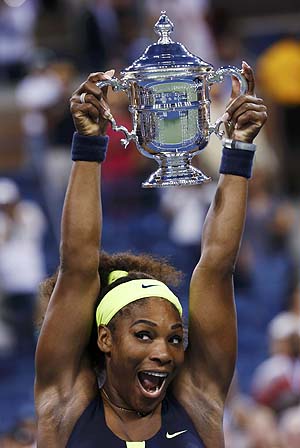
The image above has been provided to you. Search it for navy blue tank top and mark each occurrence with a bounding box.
[67,392,205,447]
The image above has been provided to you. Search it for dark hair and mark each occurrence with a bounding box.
[36,251,183,370]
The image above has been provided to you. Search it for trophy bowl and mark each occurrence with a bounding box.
[97,11,247,188]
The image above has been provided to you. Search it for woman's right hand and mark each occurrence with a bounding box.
[70,70,115,137]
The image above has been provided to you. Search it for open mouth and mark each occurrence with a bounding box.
[137,371,168,398]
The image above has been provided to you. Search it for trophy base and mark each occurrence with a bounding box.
[142,154,211,188]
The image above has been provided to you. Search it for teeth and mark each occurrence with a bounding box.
[144,371,168,378]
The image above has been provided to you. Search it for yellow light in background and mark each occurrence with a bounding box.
[4,0,27,7]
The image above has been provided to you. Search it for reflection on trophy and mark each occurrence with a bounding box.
[97,11,247,188]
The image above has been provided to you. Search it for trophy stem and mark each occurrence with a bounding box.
[142,153,211,188]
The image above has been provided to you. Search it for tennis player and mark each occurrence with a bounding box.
[35,62,267,447]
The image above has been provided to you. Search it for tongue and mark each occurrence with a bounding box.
[139,373,162,392]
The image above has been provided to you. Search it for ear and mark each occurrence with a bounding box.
[97,325,113,354]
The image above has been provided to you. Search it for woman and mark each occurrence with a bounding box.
[35,63,267,447]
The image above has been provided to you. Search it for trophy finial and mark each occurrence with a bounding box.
[154,11,174,44]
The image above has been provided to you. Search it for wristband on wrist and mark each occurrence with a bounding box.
[71,132,109,163]
[219,146,256,179]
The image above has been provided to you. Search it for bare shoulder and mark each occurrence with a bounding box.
[36,365,98,448]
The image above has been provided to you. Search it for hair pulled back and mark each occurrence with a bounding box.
[37,250,182,369]
[98,250,181,293]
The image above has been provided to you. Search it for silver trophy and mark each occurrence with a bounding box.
[97,11,247,188]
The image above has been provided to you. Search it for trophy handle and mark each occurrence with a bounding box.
[96,78,138,148]
[207,65,248,139]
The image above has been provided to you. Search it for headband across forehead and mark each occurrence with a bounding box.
[96,273,182,326]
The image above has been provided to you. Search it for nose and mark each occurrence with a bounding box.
[149,339,172,366]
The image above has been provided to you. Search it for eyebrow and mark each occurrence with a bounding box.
[131,319,183,330]
[170,323,183,330]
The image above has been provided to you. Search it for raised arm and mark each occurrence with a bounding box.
[35,72,112,406]
[175,63,267,403]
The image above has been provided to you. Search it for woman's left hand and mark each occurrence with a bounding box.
[224,61,268,143]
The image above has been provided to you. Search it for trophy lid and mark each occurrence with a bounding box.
[122,12,213,78]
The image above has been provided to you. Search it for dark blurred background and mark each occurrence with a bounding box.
[212,0,298,15]
[0,0,300,446]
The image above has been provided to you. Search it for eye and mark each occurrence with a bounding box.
[135,332,152,341]
[169,335,183,345]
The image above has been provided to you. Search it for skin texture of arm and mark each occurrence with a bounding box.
[35,72,114,447]
[172,63,267,445]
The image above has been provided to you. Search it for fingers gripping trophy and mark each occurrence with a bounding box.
[94,11,249,187]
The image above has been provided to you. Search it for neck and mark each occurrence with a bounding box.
[101,388,153,419]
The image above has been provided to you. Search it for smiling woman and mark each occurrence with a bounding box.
[34,66,267,447]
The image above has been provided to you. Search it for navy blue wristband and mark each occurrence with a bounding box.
[220,147,255,179]
[71,132,109,163]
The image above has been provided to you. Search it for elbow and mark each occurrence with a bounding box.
[59,240,99,276]
[198,244,238,278]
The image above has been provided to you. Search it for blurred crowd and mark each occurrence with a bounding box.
[0,0,300,446]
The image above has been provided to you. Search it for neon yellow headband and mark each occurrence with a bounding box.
[96,271,182,326]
